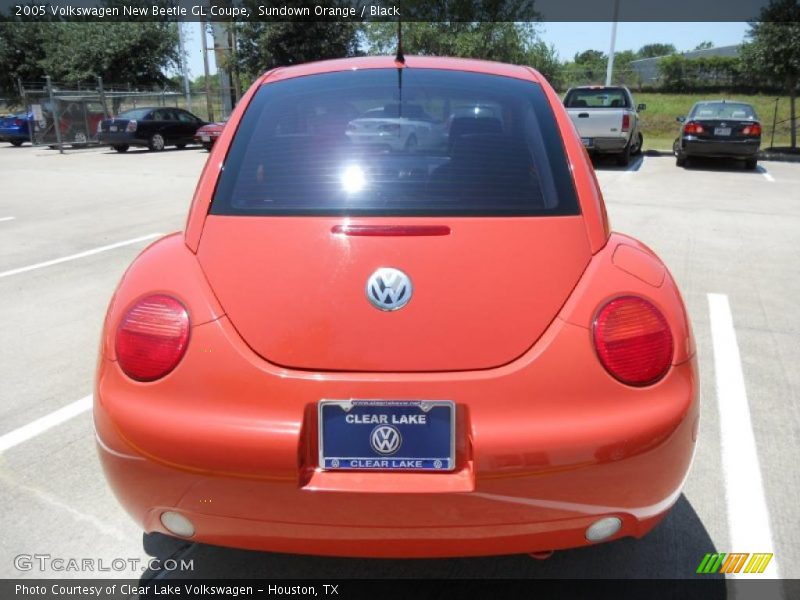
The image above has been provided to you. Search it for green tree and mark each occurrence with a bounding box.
[694,41,714,51]
[0,21,179,100]
[739,0,800,148]
[637,43,677,59]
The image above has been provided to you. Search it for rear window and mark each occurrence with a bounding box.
[564,88,630,109]
[117,108,152,120]
[211,69,578,217]
[691,102,758,120]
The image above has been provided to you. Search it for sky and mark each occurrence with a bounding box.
[178,22,751,82]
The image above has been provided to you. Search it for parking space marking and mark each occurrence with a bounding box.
[0,395,91,454]
[0,233,162,279]
[708,293,780,578]
[0,216,15,222]
[758,167,775,182]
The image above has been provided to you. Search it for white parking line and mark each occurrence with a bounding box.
[758,167,775,182]
[0,395,92,454]
[0,216,15,222]
[0,233,162,279]
[707,293,780,578]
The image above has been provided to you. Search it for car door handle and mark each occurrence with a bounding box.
[578,113,589,118]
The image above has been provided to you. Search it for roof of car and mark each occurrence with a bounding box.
[259,56,542,86]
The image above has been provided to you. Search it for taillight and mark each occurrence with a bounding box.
[126,120,137,133]
[683,121,704,135]
[742,123,761,136]
[592,296,673,387]
[621,114,630,132]
[115,294,190,382]
[14,118,24,127]
[379,123,401,133]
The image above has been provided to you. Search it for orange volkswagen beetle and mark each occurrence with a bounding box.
[95,56,698,558]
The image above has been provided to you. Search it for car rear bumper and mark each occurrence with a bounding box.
[0,130,29,142]
[95,310,699,557]
[586,137,629,154]
[682,137,760,158]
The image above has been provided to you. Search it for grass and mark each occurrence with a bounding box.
[632,92,796,151]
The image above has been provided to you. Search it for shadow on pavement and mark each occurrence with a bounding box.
[140,494,723,587]
[592,154,644,172]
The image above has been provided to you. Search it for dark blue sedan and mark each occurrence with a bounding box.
[0,112,33,146]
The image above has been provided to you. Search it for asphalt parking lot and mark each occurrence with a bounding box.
[0,144,798,588]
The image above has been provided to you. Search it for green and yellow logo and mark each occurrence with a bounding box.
[697,553,773,574]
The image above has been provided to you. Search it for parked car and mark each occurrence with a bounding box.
[0,112,33,146]
[673,101,761,169]
[194,120,226,150]
[345,103,445,151]
[97,107,207,152]
[95,56,697,559]
[563,86,645,166]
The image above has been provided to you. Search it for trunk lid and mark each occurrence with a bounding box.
[196,216,591,372]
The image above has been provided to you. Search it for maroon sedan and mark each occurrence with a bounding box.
[194,120,225,150]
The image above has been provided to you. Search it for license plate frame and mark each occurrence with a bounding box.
[581,137,594,148]
[714,127,731,136]
[109,125,118,132]
[201,134,210,142]
[318,399,455,472]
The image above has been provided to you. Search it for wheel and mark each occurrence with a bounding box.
[404,134,418,152]
[175,143,186,150]
[10,139,24,147]
[616,141,631,167]
[676,154,686,167]
[72,131,88,146]
[148,133,165,151]
[202,143,212,151]
[632,132,643,155]
[113,145,129,153]
[745,157,758,170]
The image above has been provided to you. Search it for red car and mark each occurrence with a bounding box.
[95,56,698,558]
[194,120,225,150]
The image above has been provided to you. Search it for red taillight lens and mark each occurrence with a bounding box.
[742,123,761,136]
[126,120,137,133]
[115,294,190,382]
[683,121,704,135]
[593,296,673,386]
[621,114,630,132]
[14,118,24,127]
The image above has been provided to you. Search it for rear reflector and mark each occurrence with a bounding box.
[621,114,630,132]
[116,294,190,382]
[592,296,673,386]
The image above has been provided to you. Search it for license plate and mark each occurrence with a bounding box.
[201,135,210,142]
[714,127,731,136]
[109,125,117,132]
[319,400,455,471]
[581,137,593,147]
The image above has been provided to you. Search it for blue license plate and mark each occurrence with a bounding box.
[319,400,455,471]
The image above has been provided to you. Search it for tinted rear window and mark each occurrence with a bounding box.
[691,102,758,120]
[211,69,578,217]
[564,88,630,109]
[117,108,152,120]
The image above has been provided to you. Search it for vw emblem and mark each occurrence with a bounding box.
[366,267,413,311]
[370,425,402,455]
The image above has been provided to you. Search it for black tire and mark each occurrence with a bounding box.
[148,133,166,152]
[10,139,24,147]
[745,157,758,170]
[632,132,644,156]
[676,154,686,167]
[72,130,88,146]
[202,143,212,151]
[113,145,129,153]
[616,141,631,167]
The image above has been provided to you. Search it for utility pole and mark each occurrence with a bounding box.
[605,0,621,86]
[178,22,192,112]
[201,20,214,122]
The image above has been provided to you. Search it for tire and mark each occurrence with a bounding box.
[676,154,686,167]
[72,131,88,146]
[10,139,24,147]
[616,141,631,167]
[632,132,644,155]
[745,157,758,170]
[113,145,129,153]
[148,133,166,152]
[175,143,186,150]
[202,143,212,151]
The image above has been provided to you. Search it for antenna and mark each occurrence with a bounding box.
[395,19,405,64]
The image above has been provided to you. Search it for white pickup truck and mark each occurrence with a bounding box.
[563,86,645,166]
